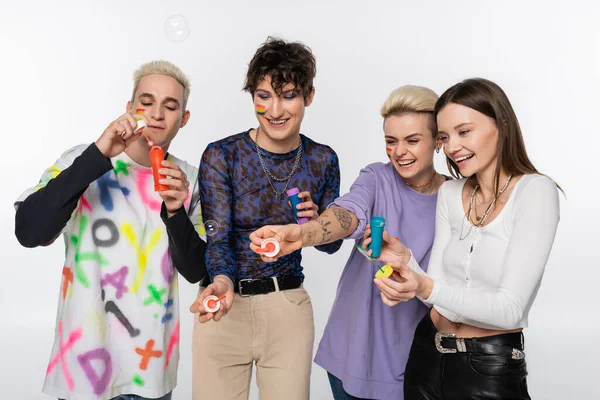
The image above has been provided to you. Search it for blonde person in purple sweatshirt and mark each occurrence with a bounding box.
[363,78,561,399]
[250,85,450,399]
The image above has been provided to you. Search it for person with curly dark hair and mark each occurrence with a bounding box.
[189,37,342,400]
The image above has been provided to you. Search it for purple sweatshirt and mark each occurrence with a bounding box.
[314,162,440,399]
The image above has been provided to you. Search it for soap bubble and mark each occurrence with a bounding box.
[164,15,190,42]
[204,220,220,237]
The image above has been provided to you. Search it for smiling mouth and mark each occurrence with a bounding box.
[267,119,288,126]
[454,154,474,164]
[397,160,416,167]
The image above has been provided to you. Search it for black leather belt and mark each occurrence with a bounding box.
[435,331,525,360]
[236,275,303,297]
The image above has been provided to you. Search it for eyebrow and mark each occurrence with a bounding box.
[384,133,423,140]
[438,122,473,135]
[138,93,180,106]
[454,122,472,130]
[256,87,297,96]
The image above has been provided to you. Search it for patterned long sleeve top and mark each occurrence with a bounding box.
[199,130,342,283]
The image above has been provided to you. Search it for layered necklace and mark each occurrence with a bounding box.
[459,174,513,240]
[252,128,303,200]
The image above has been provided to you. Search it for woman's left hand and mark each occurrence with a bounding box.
[374,266,423,306]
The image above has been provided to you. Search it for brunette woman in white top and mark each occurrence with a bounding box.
[362,78,560,399]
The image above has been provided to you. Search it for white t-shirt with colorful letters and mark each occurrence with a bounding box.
[16,144,204,400]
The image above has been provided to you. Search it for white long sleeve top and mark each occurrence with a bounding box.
[408,174,560,330]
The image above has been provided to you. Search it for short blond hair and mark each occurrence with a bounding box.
[131,60,191,110]
[380,85,439,137]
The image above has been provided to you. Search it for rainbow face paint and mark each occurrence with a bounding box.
[386,147,392,158]
[256,104,266,115]
[135,108,145,115]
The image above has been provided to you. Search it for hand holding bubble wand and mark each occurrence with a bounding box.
[133,109,169,192]
[357,216,394,279]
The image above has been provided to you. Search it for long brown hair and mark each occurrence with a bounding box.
[434,78,560,197]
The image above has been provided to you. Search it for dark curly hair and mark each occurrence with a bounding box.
[243,36,316,100]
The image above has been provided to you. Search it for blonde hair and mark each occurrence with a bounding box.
[131,60,191,110]
[380,85,439,137]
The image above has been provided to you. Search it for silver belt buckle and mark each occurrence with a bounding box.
[511,348,525,360]
[238,279,252,297]
[434,331,467,354]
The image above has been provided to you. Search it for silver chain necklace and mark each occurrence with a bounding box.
[252,128,303,199]
[459,174,513,240]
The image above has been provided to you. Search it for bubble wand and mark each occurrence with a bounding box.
[202,295,227,313]
[135,109,168,192]
[356,244,393,279]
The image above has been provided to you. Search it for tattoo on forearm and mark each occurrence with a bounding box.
[307,224,315,246]
[317,218,333,243]
[332,207,353,231]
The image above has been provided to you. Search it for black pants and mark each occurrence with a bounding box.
[328,372,372,400]
[404,311,531,399]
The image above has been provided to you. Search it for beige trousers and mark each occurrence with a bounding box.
[192,286,315,400]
